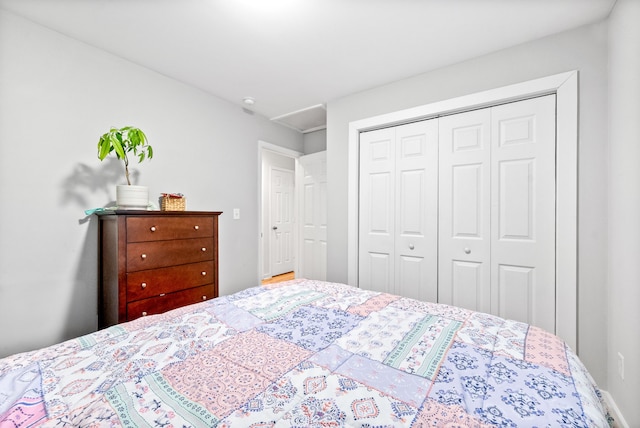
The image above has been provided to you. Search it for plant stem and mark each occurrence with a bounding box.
[124,155,131,185]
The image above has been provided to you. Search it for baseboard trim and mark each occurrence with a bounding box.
[602,390,629,428]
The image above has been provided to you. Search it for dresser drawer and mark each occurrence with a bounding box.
[126,216,214,242]
[127,237,214,271]
[126,261,214,302]
[126,284,215,321]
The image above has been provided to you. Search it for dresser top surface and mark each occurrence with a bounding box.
[96,210,222,217]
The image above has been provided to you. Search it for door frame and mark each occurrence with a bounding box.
[346,71,578,350]
[258,141,302,282]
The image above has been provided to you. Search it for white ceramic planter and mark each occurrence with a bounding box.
[116,185,149,209]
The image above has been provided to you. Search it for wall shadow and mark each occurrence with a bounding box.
[61,158,140,223]
[63,216,100,338]
[59,159,137,338]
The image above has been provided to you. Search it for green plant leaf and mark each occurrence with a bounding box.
[112,135,126,159]
[96,126,153,183]
[97,136,111,160]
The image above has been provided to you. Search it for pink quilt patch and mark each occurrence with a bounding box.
[0,397,47,427]
[414,398,492,427]
[214,330,312,380]
[162,348,272,418]
[348,293,401,317]
[525,325,570,376]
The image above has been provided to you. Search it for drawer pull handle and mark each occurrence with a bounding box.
[194,225,199,230]
[201,271,207,276]
[159,293,165,297]
[141,282,147,289]
[150,226,157,232]
[201,247,207,252]
[202,296,207,301]
[141,254,147,259]
[142,311,148,316]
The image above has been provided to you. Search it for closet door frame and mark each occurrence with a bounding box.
[347,70,578,350]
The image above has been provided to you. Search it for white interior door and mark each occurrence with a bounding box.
[359,120,438,299]
[299,151,327,280]
[270,167,295,276]
[438,108,492,313]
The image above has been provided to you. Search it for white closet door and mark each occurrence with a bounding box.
[394,120,438,302]
[359,120,438,298]
[438,95,556,331]
[438,109,492,313]
[491,95,556,332]
[359,127,395,293]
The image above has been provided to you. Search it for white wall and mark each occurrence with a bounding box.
[608,0,640,425]
[326,21,609,387]
[0,11,302,358]
[303,129,327,154]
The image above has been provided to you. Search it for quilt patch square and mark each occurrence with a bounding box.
[162,349,272,418]
[307,344,353,372]
[383,315,462,380]
[335,354,431,407]
[428,341,494,410]
[476,354,583,427]
[257,306,362,352]
[263,363,420,427]
[391,298,473,322]
[233,284,326,321]
[347,292,401,317]
[525,326,570,376]
[416,398,491,428]
[334,305,425,361]
[107,373,217,427]
[455,312,528,360]
[214,330,312,381]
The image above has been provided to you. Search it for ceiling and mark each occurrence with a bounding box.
[0,0,616,132]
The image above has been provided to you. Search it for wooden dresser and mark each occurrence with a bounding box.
[97,210,221,328]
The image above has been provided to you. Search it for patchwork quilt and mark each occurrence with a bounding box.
[0,279,610,427]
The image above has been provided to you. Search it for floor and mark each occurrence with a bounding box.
[261,271,295,285]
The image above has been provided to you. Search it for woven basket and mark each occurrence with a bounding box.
[161,195,186,211]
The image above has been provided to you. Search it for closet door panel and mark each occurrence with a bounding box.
[395,120,438,301]
[438,109,491,313]
[452,163,484,237]
[359,128,395,293]
[498,264,535,324]
[491,95,556,332]
[451,260,488,312]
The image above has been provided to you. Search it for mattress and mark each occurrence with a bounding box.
[0,279,610,427]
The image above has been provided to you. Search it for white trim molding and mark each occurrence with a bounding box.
[347,71,579,349]
[602,390,629,428]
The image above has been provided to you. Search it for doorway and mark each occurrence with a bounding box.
[259,141,300,282]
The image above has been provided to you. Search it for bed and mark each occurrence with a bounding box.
[0,279,610,427]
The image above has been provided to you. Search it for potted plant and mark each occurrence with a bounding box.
[97,126,153,209]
